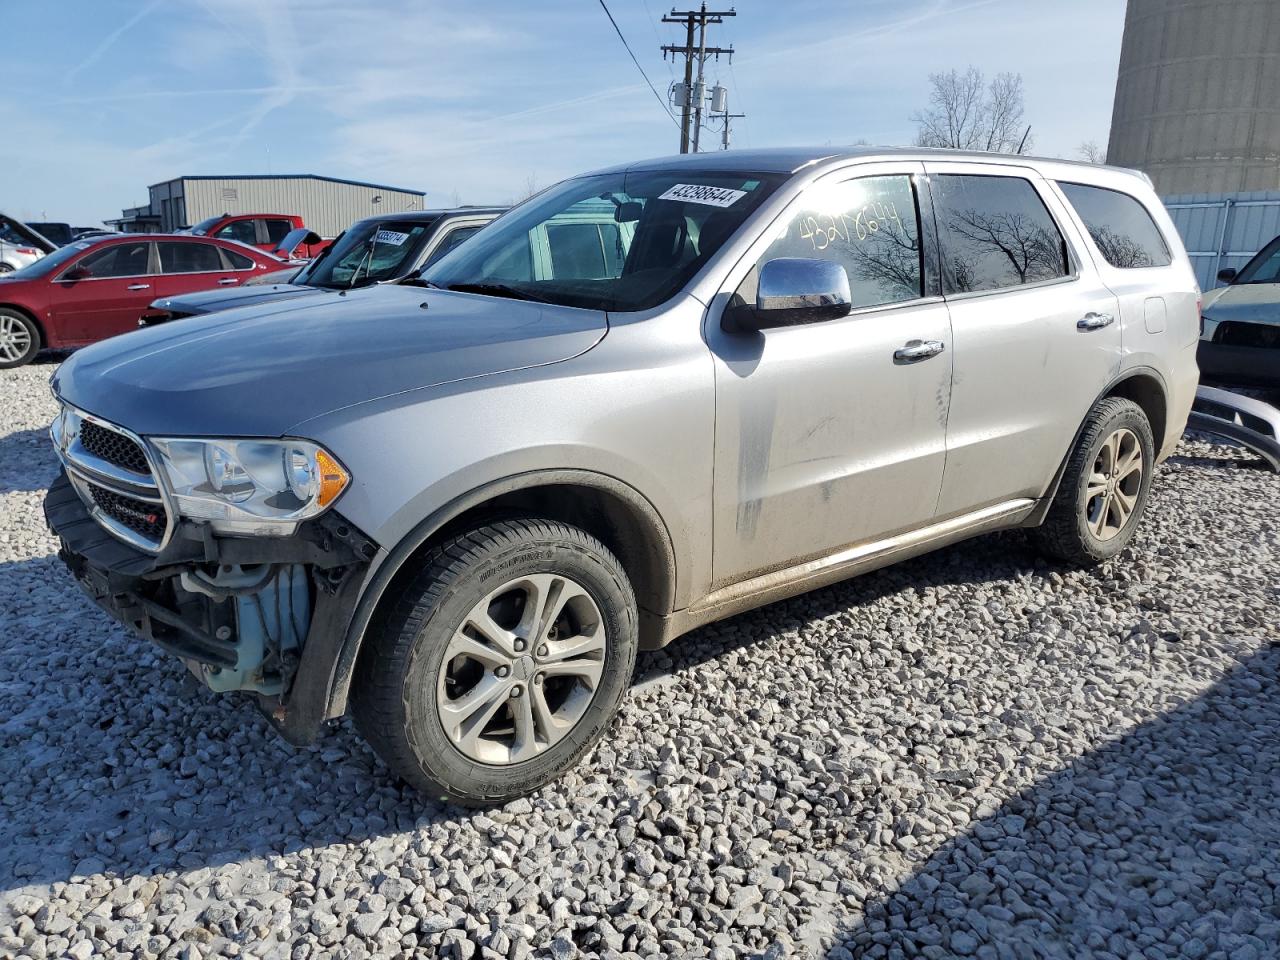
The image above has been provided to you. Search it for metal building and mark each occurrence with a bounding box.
[1107,0,1280,195]
[1162,190,1280,289]
[108,174,426,236]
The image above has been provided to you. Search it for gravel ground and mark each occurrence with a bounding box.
[1,358,1278,960]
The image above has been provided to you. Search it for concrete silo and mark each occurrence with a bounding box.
[1107,0,1280,194]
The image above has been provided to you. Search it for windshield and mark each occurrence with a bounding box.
[2,239,97,279]
[188,216,221,236]
[1234,235,1280,285]
[298,218,437,289]
[421,169,785,311]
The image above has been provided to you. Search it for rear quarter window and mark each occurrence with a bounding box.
[1058,181,1171,269]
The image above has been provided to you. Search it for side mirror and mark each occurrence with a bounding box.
[62,266,91,281]
[729,258,852,331]
[1217,267,1238,284]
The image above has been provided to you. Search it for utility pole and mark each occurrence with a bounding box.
[720,109,746,150]
[661,4,735,153]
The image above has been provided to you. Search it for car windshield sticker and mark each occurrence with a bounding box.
[374,229,410,246]
[658,183,748,208]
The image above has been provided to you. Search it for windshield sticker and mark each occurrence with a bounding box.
[374,229,410,246]
[658,183,748,208]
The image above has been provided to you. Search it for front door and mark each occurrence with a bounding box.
[48,240,157,342]
[706,164,953,587]
[923,164,1123,517]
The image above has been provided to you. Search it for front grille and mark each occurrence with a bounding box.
[85,482,168,543]
[80,419,151,474]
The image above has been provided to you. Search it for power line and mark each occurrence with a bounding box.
[596,0,681,129]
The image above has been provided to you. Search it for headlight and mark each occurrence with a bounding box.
[149,437,349,535]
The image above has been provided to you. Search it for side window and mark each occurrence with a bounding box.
[546,222,609,279]
[220,247,256,270]
[421,224,483,268]
[75,242,152,278]
[1058,182,1171,269]
[756,174,923,309]
[932,175,1069,293]
[264,219,293,244]
[158,242,224,274]
[215,220,258,246]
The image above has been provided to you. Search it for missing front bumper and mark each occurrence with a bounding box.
[44,470,376,744]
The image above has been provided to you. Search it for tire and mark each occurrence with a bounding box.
[0,263,15,274]
[0,308,41,369]
[1034,397,1155,565]
[352,517,638,806]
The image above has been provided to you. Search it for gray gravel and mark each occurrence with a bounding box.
[2,358,1278,960]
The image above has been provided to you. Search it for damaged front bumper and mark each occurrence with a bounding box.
[44,471,377,744]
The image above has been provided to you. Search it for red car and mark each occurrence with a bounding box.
[0,234,285,367]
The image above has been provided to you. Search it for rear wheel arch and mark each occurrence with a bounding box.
[1026,367,1169,526]
[327,469,678,718]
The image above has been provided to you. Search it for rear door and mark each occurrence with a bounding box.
[153,240,256,299]
[924,163,1122,516]
[48,240,157,342]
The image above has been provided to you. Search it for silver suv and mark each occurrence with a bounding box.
[45,148,1198,804]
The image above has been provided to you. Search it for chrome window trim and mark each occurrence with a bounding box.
[51,402,176,553]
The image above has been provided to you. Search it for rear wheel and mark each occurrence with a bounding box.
[0,263,15,275]
[1035,397,1155,565]
[353,517,637,806]
[0,309,40,368]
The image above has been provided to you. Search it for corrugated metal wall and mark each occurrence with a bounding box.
[1108,0,1280,195]
[1162,191,1280,289]
[172,177,425,236]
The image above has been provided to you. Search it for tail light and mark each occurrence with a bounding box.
[15,247,38,256]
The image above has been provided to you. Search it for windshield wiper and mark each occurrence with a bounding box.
[444,282,552,304]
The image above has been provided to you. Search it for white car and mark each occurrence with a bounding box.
[0,215,54,274]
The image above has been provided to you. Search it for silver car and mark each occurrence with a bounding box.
[45,148,1198,804]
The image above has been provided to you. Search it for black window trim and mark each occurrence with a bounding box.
[1054,179,1173,272]
[923,166,1082,303]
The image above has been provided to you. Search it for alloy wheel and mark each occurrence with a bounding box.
[0,315,32,364]
[436,573,607,765]
[1085,426,1143,541]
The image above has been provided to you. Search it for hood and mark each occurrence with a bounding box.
[156,283,318,315]
[54,284,608,437]
[0,214,56,253]
[1201,281,1280,324]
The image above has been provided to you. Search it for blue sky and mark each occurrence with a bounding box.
[1,0,1125,225]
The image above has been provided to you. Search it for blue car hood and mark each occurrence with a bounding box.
[157,283,318,314]
[54,285,607,437]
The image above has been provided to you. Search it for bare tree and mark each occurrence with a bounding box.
[912,67,1031,154]
[1077,140,1107,164]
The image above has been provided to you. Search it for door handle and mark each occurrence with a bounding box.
[1077,311,1115,331]
[894,339,945,363]
[217,278,239,285]
[126,283,151,291]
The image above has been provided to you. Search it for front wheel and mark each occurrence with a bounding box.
[1034,396,1155,565]
[353,518,637,806]
[0,309,40,368]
